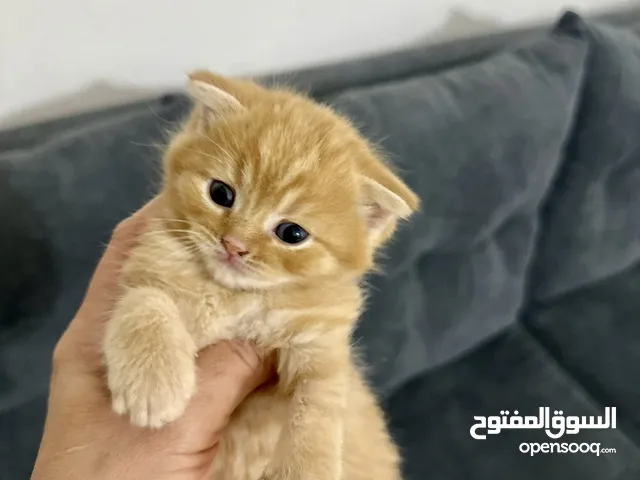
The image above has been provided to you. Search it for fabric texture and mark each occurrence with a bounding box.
[531,20,640,300]
[524,11,640,463]
[0,95,191,411]
[386,14,640,479]
[325,16,587,394]
[3,9,640,480]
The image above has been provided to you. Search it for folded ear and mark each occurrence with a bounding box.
[190,70,267,100]
[186,73,245,130]
[358,162,419,246]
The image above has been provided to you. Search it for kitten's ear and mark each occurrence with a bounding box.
[358,163,419,245]
[186,74,245,129]
[189,70,268,104]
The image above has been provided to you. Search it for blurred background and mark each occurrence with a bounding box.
[1,0,634,130]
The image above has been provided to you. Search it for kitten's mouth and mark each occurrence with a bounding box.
[196,243,276,290]
[214,252,247,271]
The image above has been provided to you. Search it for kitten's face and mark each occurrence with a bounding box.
[162,73,418,291]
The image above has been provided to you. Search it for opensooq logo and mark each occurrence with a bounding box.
[470,407,617,440]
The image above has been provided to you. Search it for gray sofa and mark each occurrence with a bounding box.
[3,9,640,479]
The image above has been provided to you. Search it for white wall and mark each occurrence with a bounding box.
[0,0,635,129]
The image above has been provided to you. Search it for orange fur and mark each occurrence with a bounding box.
[103,71,419,480]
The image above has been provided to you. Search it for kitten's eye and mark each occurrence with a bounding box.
[209,180,235,208]
[275,222,309,245]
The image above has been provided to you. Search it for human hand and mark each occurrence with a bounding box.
[31,199,274,480]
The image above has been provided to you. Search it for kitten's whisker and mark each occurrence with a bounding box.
[196,131,234,159]
[130,141,168,150]
[140,230,212,249]
[100,241,135,257]
[152,217,221,246]
[148,106,182,126]
[192,228,220,247]
[155,217,202,228]
[184,148,225,163]
[141,228,193,236]
[154,216,200,225]
[141,228,205,239]
[154,217,191,224]
[183,222,221,246]
[136,245,201,263]
[156,217,214,237]
[136,228,208,252]
[217,117,241,151]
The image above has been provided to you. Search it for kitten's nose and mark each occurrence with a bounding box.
[221,236,249,257]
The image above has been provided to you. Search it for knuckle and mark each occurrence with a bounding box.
[110,218,133,243]
[51,338,70,371]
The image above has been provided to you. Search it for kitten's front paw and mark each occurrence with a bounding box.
[260,454,340,480]
[258,467,298,480]
[108,346,196,429]
[258,473,283,480]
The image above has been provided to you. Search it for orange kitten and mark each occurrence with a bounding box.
[103,71,419,480]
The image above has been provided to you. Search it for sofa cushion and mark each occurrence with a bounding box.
[531,16,640,300]
[525,13,640,447]
[382,15,640,478]
[325,15,588,394]
[0,94,191,411]
[386,323,640,480]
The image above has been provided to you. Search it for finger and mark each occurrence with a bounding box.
[181,341,275,436]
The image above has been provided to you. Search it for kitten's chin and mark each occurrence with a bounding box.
[206,259,280,291]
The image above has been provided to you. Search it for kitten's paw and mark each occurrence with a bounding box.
[258,474,280,480]
[258,468,296,480]
[107,347,196,428]
[260,460,340,480]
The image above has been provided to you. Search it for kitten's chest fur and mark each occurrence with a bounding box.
[174,275,361,351]
[176,282,270,348]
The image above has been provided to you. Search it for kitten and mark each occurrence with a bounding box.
[104,71,419,480]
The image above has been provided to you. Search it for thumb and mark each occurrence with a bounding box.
[179,341,275,438]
